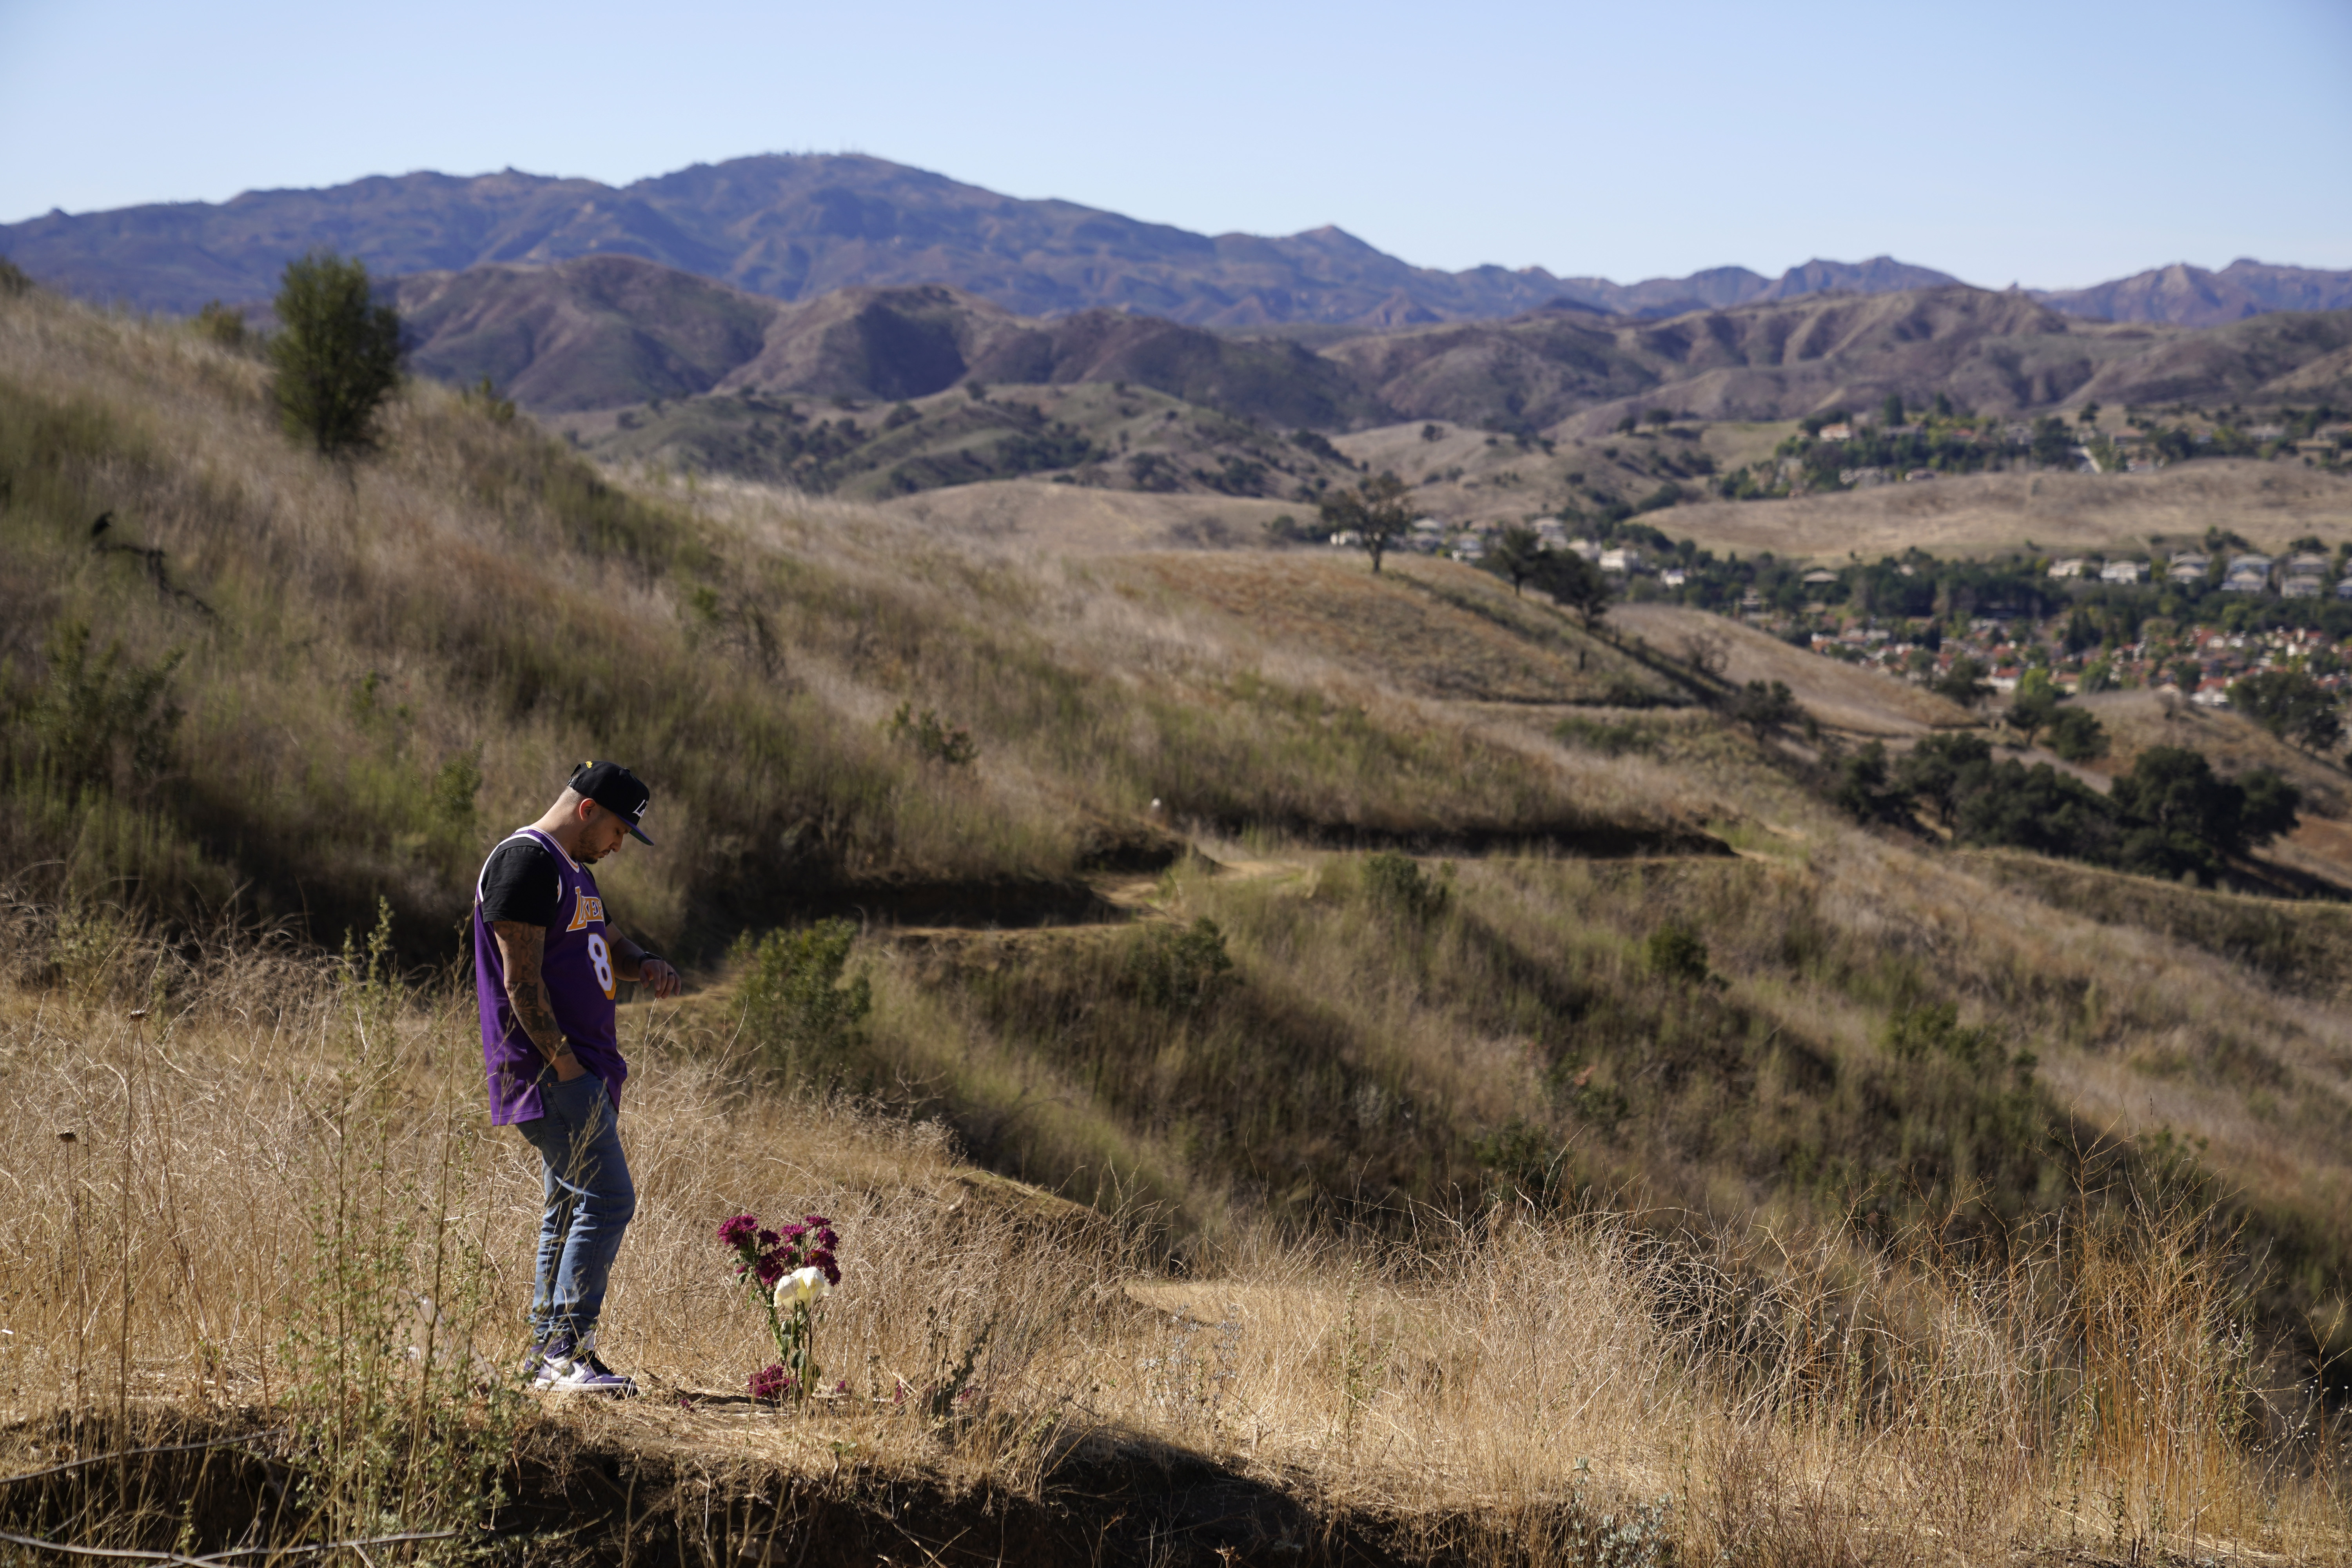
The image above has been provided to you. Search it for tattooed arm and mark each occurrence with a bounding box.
[491,920,586,1081]
[607,931,682,999]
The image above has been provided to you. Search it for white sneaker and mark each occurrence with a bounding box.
[529,1330,637,1396]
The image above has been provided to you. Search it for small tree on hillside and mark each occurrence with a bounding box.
[1534,549,1612,631]
[1491,524,1544,596]
[1319,471,1413,573]
[269,250,402,457]
[2232,668,2345,753]
[1935,657,1991,708]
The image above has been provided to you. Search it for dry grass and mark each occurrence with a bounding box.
[1607,603,1975,735]
[1661,460,2352,564]
[3,900,2349,1564]
[873,475,1299,553]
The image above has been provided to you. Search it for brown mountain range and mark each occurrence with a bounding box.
[392,254,2352,435]
[2035,260,2352,327]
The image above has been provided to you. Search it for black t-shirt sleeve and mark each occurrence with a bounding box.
[477,839,563,927]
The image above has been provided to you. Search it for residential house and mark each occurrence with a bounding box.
[2047,558,2089,579]
[2223,554,2273,593]
[1800,568,1840,589]
[1817,423,1854,442]
[2099,559,2149,584]
[2167,552,2211,584]
[1598,546,1645,575]
[2284,576,2323,599]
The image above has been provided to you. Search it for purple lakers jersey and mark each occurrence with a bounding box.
[473,827,628,1125]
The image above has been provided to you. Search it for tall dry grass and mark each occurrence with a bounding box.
[0,285,1692,978]
[2,891,2345,1564]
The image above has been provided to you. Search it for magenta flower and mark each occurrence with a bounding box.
[756,1228,779,1249]
[749,1363,792,1402]
[717,1214,759,1248]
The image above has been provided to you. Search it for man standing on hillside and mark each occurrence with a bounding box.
[474,761,681,1396]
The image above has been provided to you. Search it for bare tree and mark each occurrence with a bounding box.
[1681,627,1730,680]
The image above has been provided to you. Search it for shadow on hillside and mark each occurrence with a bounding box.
[0,1410,1442,1568]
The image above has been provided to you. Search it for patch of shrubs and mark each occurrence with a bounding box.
[1363,851,1448,921]
[1839,735,2299,883]
[1124,916,1235,1012]
[1644,921,1710,984]
[732,918,873,1083]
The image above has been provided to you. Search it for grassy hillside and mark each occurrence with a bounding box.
[0,281,1693,964]
[16,276,2352,1562]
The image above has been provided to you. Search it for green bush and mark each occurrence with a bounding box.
[1363,851,1447,921]
[1884,1001,1997,1066]
[268,250,403,456]
[732,919,873,1083]
[1645,921,1710,984]
[2047,706,2109,762]
[14,622,183,796]
[1123,916,1234,1011]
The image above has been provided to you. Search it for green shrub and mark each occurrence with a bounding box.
[1363,851,1447,921]
[14,622,183,796]
[268,250,402,456]
[1885,1001,1996,1065]
[732,919,873,1083]
[1123,916,1234,1011]
[1645,921,1710,984]
[2047,706,2109,762]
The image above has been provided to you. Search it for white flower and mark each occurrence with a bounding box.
[774,1266,829,1311]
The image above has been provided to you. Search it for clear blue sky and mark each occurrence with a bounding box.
[3,0,2347,288]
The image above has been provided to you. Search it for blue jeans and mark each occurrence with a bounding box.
[514,1071,635,1342]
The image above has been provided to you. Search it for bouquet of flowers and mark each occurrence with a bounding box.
[717,1212,840,1403]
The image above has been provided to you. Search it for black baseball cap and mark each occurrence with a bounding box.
[569,760,655,845]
